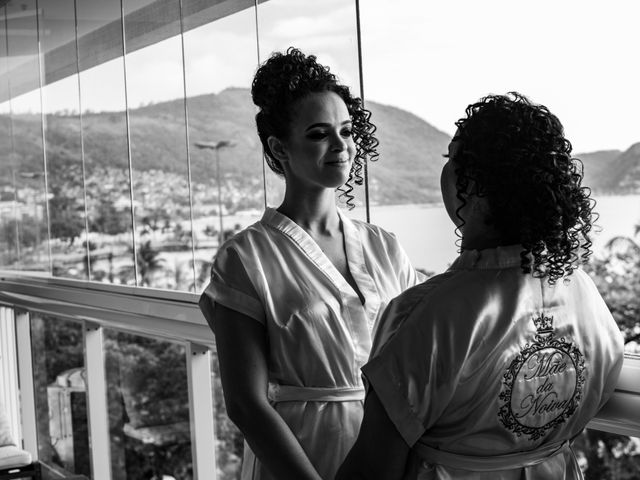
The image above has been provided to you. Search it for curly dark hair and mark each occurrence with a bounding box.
[451,92,595,284]
[251,47,378,209]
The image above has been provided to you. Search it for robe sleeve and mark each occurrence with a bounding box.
[199,243,265,328]
[387,231,428,289]
[362,276,464,447]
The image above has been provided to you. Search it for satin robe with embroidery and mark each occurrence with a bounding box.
[199,207,424,480]
[364,245,624,480]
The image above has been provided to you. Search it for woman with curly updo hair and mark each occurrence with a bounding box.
[199,47,424,480]
[338,93,624,480]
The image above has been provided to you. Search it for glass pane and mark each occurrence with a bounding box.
[30,314,89,476]
[256,0,366,218]
[39,0,89,280]
[77,0,136,285]
[359,0,640,287]
[123,0,192,290]
[211,349,243,479]
[2,0,50,272]
[573,429,640,479]
[42,76,89,279]
[104,331,192,479]
[358,0,640,472]
[183,4,262,293]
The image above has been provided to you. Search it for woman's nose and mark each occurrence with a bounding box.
[330,132,347,151]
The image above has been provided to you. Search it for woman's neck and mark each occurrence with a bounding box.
[277,188,340,235]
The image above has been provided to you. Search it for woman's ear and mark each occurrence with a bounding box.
[267,136,289,164]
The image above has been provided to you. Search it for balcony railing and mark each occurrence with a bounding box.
[1,271,639,479]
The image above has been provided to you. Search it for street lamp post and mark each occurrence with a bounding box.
[194,140,236,247]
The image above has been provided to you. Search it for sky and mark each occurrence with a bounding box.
[3,0,640,154]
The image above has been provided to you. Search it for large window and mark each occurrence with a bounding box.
[358,1,640,477]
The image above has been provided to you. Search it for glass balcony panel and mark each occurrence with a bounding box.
[358,0,640,470]
[104,330,193,480]
[41,75,89,280]
[574,430,640,478]
[358,1,640,296]
[182,4,262,293]
[2,0,50,273]
[38,0,89,280]
[30,314,89,477]
[255,0,366,218]
[122,0,193,290]
[76,0,136,285]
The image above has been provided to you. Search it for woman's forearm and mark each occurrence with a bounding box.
[230,399,323,480]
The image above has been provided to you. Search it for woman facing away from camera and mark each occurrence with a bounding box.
[198,47,425,480]
[337,93,625,480]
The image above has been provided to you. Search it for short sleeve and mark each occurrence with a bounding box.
[199,244,265,327]
[362,277,462,447]
[386,231,428,290]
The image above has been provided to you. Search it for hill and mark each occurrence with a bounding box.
[1,88,639,203]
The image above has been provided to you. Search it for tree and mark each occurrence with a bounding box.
[1,215,45,251]
[585,225,640,346]
[118,240,165,287]
[91,201,131,236]
[49,188,85,245]
[578,222,640,478]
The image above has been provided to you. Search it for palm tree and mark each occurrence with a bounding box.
[118,240,165,287]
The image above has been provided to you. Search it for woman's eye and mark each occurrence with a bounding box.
[341,129,353,138]
[307,131,327,140]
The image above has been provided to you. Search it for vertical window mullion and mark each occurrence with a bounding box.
[178,0,198,292]
[253,0,267,210]
[35,0,53,273]
[73,0,92,281]
[354,0,370,223]
[119,0,139,286]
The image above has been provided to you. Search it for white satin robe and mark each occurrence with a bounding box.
[199,207,424,480]
[363,245,624,480]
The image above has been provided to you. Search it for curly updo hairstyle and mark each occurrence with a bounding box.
[251,47,378,209]
[452,92,595,284]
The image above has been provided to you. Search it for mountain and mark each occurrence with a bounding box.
[1,88,639,203]
[600,143,640,193]
[577,149,621,190]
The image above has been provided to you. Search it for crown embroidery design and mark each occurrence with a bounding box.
[498,312,586,441]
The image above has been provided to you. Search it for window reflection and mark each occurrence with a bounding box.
[41,76,88,279]
[123,0,192,290]
[104,331,192,479]
[30,314,89,476]
[183,4,261,293]
[76,0,136,285]
[256,0,366,218]
[2,0,50,273]
[575,430,640,478]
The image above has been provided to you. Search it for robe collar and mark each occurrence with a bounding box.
[260,207,380,323]
[450,244,525,270]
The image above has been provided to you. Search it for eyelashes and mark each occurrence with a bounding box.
[306,129,353,140]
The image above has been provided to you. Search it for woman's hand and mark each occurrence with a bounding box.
[213,302,323,480]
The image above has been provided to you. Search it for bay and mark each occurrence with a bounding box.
[361,195,640,273]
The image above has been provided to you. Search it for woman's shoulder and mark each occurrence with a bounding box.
[394,270,462,310]
[215,217,275,252]
[349,218,403,251]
